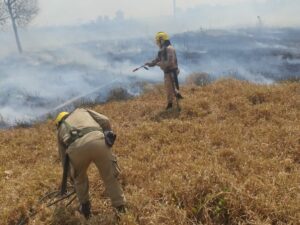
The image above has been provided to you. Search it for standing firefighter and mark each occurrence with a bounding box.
[55,108,126,219]
[145,32,183,110]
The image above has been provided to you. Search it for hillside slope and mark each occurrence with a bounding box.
[0,79,299,225]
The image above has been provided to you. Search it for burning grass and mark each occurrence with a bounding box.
[0,78,299,225]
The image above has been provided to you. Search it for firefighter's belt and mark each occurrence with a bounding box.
[65,126,103,147]
[164,68,178,74]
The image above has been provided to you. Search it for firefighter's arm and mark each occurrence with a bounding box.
[146,50,162,67]
[57,135,67,166]
[87,109,112,131]
[57,132,70,195]
[145,57,160,67]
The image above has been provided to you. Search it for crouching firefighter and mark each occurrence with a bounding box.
[145,31,183,110]
[55,108,126,219]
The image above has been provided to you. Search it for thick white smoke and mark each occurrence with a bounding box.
[0,25,299,127]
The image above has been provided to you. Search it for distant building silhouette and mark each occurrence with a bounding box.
[257,16,263,27]
[115,10,125,21]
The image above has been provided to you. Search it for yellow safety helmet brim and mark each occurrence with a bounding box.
[155,32,169,45]
[55,112,69,126]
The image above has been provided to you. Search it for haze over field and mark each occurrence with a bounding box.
[0,1,299,224]
[0,0,299,126]
[35,0,300,27]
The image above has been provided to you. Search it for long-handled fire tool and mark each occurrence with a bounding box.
[17,185,76,225]
[170,73,181,111]
[132,64,149,72]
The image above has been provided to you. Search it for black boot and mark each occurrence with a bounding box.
[115,205,127,213]
[79,201,91,219]
[176,93,183,99]
[166,103,173,110]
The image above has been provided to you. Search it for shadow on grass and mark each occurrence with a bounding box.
[50,206,118,225]
[151,108,181,122]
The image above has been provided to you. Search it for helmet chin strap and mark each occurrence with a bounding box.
[158,39,164,48]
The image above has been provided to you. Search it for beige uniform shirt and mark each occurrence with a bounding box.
[57,108,111,161]
[148,45,179,73]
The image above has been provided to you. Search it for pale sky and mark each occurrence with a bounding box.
[34,0,296,27]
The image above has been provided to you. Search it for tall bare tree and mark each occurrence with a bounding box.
[0,2,8,25]
[2,0,38,53]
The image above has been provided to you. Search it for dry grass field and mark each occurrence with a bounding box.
[0,78,299,225]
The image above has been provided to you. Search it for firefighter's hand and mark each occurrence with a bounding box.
[104,131,117,147]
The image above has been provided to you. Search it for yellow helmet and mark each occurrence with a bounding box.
[155,32,169,46]
[54,111,69,126]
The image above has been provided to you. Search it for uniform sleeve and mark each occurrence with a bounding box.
[57,134,67,166]
[146,56,160,67]
[87,109,112,131]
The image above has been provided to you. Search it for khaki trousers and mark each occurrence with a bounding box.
[164,73,178,104]
[67,132,125,207]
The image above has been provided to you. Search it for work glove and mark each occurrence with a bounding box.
[104,130,117,147]
[115,205,127,213]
